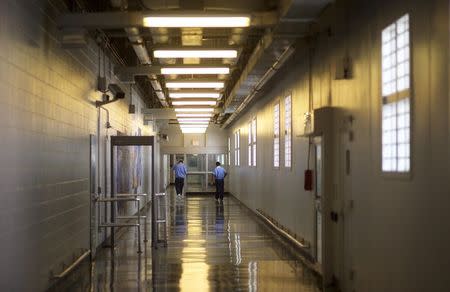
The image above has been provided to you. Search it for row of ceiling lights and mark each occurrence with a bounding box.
[147,15,251,133]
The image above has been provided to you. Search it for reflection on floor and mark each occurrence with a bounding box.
[50,188,321,291]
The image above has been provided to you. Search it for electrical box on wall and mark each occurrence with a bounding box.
[298,111,314,137]
[60,28,88,49]
[333,56,353,80]
[298,107,342,137]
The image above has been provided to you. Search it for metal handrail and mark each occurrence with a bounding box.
[96,197,140,202]
[116,193,148,197]
[114,196,149,242]
[53,250,91,279]
[256,209,310,249]
[97,197,143,253]
[116,215,147,219]
[99,223,139,227]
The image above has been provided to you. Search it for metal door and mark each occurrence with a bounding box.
[314,136,323,265]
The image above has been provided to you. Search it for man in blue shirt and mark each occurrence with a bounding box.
[172,160,187,196]
[213,161,227,203]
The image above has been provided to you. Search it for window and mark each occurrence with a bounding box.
[247,118,257,166]
[252,118,257,166]
[227,137,231,166]
[381,14,411,173]
[273,103,280,167]
[234,130,240,166]
[284,95,292,168]
[248,122,252,166]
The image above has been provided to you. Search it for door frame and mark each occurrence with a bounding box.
[110,136,155,246]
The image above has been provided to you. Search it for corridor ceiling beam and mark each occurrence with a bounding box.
[57,11,279,29]
[115,65,232,83]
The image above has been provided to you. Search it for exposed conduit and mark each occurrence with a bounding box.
[222,45,295,128]
[110,0,167,107]
[124,28,168,107]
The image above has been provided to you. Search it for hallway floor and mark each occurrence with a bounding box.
[51,188,321,291]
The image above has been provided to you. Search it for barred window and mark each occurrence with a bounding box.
[234,130,240,166]
[284,95,292,168]
[252,118,257,166]
[248,122,252,166]
[227,137,231,166]
[273,103,280,167]
[381,14,411,173]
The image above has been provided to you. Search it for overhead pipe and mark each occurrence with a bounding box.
[219,0,333,126]
[110,0,167,107]
[222,45,295,128]
[124,27,168,107]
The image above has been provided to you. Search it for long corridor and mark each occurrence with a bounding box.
[51,189,321,291]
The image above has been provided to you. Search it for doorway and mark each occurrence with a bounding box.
[314,136,323,266]
[110,136,155,245]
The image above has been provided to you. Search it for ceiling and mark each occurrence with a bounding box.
[60,0,332,128]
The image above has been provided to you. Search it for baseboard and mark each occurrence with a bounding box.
[186,191,231,196]
[228,192,322,278]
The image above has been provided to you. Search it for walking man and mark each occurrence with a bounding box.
[213,161,227,203]
[172,160,187,196]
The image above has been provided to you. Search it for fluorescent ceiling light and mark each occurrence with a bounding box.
[143,16,250,28]
[166,82,224,89]
[172,101,216,106]
[161,67,230,75]
[181,128,207,134]
[178,121,210,125]
[154,50,238,59]
[174,108,214,112]
[170,92,221,99]
[176,113,213,118]
[177,118,211,122]
[180,125,208,128]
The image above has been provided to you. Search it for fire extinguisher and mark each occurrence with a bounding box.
[304,138,313,191]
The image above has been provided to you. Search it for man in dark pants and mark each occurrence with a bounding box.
[172,160,187,196]
[212,161,227,203]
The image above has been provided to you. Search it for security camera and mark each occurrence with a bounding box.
[108,83,125,99]
[95,83,126,107]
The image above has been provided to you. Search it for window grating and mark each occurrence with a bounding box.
[381,14,411,173]
[248,122,252,166]
[284,95,292,168]
[234,130,240,166]
[274,103,280,167]
[252,118,257,166]
[228,137,231,166]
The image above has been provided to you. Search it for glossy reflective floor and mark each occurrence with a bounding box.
[50,188,321,291]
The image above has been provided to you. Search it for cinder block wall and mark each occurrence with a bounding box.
[0,1,151,291]
[227,0,450,291]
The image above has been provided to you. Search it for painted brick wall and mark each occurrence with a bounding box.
[0,1,151,291]
[227,0,450,291]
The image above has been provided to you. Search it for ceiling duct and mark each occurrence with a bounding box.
[221,0,333,127]
[141,0,269,11]
[110,0,168,107]
[123,28,168,106]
